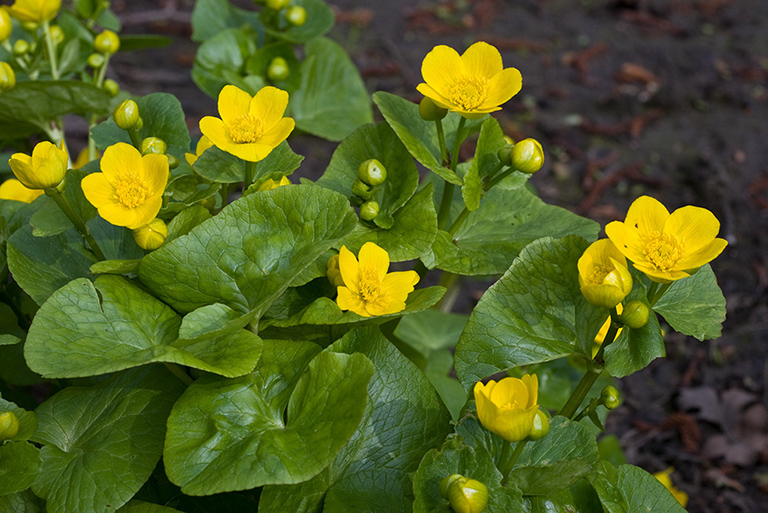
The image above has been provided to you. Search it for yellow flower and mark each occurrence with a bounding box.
[336,242,419,317]
[578,239,633,308]
[474,374,539,442]
[81,142,168,230]
[0,178,44,203]
[256,176,290,191]
[8,0,60,23]
[185,135,214,167]
[8,140,68,190]
[653,467,688,507]
[606,196,728,283]
[199,85,295,162]
[417,41,522,119]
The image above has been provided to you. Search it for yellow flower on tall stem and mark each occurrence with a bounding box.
[417,41,522,119]
[336,242,419,317]
[0,179,44,203]
[8,140,68,190]
[7,0,61,23]
[474,375,539,442]
[606,196,727,283]
[578,239,633,308]
[81,142,168,230]
[199,85,295,162]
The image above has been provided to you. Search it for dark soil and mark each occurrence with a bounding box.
[107,0,768,511]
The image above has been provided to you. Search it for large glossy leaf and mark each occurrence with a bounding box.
[0,441,41,496]
[194,141,303,185]
[192,27,261,99]
[164,340,374,495]
[591,461,688,513]
[0,490,44,512]
[29,168,97,237]
[117,501,184,513]
[31,368,184,513]
[139,185,357,315]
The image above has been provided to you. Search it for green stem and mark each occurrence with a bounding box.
[42,20,60,80]
[484,167,514,191]
[128,127,142,148]
[646,282,659,304]
[447,207,470,237]
[436,272,461,312]
[450,117,467,171]
[649,283,671,306]
[244,161,257,190]
[573,398,599,422]
[435,119,448,165]
[47,187,106,261]
[436,182,455,231]
[500,440,527,485]
[164,363,193,386]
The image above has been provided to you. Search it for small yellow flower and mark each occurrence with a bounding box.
[474,375,539,442]
[653,467,688,507]
[578,239,633,308]
[133,218,168,251]
[199,85,295,162]
[417,41,522,119]
[8,0,61,23]
[184,135,214,167]
[336,242,419,317]
[81,142,168,230]
[256,176,290,192]
[606,196,728,283]
[8,140,68,190]
[0,178,44,203]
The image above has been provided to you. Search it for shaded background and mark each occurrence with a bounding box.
[103,0,768,511]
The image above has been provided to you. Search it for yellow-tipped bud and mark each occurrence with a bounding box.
[87,52,105,68]
[266,0,290,10]
[285,5,307,25]
[0,411,20,440]
[418,97,448,121]
[257,176,290,191]
[13,39,29,56]
[358,158,387,186]
[360,200,379,221]
[49,24,64,44]
[619,300,650,329]
[0,61,15,92]
[267,56,290,82]
[327,254,345,288]
[113,99,141,130]
[103,78,119,96]
[527,410,550,441]
[133,218,168,251]
[446,476,489,513]
[511,138,544,174]
[140,137,168,156]
[94,29,120,55]
[600,385,621,410]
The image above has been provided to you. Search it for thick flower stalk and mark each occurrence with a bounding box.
[8,140,68,190]
[606,195,728,283]
[199,85,295,162]
[417,41,522,119]
[0,178,44,203]
[81,142,168,230]
[336,242,419,317]
[474,374,539,442]
[578,239,633,308]
[7,0,60,23]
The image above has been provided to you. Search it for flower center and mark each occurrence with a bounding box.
[114,174,149,208]
[358,267,381,303]
[589,265,613,285]
[449,75,488,111]
[644,231,684,271]
[229,114,265,144]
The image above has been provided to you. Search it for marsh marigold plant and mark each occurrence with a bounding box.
[474,375,539,442]
[417,41,522,119]
[8,140,68,190]
[606,195,727,283]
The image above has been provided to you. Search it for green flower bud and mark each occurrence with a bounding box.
[167,154,179,169]
[439,474,464,499]
[113,99,141,130]
[133,218,168,251]
[87,52,105,68]
[600,385,621,410]
[351,178,373,200]
[266,0,290,10]
[326,254,344,288]
[360,200,379,221]
[49,24,64,44]
[0,411,19,440]
[0,8,12,43]
[267,56,290,82]
[94,29,120,55]
[619,300,650,329]
[20,21,37,33]
[134,117,144,131]
[285,5,307,26]
[0,62,16,92]
[511,138,545,174]
[103,78,119,96]
[13,39,30,57]
[358,158,387,186]
[447,476,489,513]
[140,137,168,155]
[419,97,447,121]
[527,410,550,441]
[497,144,513,166]
[503,135,515,145]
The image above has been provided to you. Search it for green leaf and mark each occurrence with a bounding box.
[31,367,184,513]
[424,185,600,276]
[192,28,259,99]
[0,195,43,234]
[139,185,357,315]
[462,117,515,211]
[90,259,140,275]
[291,38,373,141]
[260,326,452,512]
[87,217,145,260]
[0,490,45,512]
[591,461,688,513]
[191,0,264,43]
[653,264,726,341]
[454,236,607,387]
[163,340,374,495]
[117,501,184,513]
[0,441,42,496]
[163,174,221,215]
[395,309,468,355]
[523,479,603,513]
[268,0,334,44]
[192,146,243,183]
[166,204,212,243]
[603,290,664,378]
[25,275,262,379]
[29,169,97,237]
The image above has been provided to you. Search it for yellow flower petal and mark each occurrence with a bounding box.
[489,378,528,407]
[491,406,538,441]
[81,173,115,206]
[250,86,290,130]
[358,242,390,279]
[482,67,523,111]
[141,154,170,196]
[521,374,538,408]
[218,85,253,126]
[461,41,503,79]
[421,45,464,99]
[415,83,453,110]
[100,143,144,184]
[0,179,43,203]
[258,117,296,149]
[675,238,728,271]
[338,246,359,295]
[336,286,369,317]
[624,195,668,236]
[605,220,645,262]
[199,116,236,147]
[664,205,721,253]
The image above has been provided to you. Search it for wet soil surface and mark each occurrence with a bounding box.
[109,0,768,511]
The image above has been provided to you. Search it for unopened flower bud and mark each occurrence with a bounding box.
[326,254,344,288]
[267,56,290,82]
[351,178,372,200]
[13,39,30,56]
[446,476,489,513]
[87,52,105,68]
[0,411,19,441]
[511,138,544,174]
[94,29,120,55]
[503,135,515,145]
[0,62,15,92]
[600,385,620,410]
[133,218,168,251]
[49,24,64,44]
[419,97,447,121]
[285,5,307,25]
[360,200,379,221]
[527,410,550,441]
[0,8,11,43]
[497,144,513,166]
[358,158,387,186]
[167,154,179,169]
[439,474,463,499]
[619,300,650,329]
[140,137,167,155]
[103,78,119,96]
[266,0,290,10]
[113,99,141,130]
[20,21,37,33]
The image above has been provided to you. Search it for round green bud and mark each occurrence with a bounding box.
[360,200,379,221]
[497,144,513,166]
[357,158,387,186]
[103,78,119,96]
[447,476,489,513]
[140,137,168,155]
[167,154,179,169]
[419,97,448,121]
[503,135,515,145]
[20,21,37,33]
[619,300,650,329]
[351,178,373,200]
[113,99,141,130]
[511,138,545,174]
[0,8,12,44]
[134,117,144,130]
[439,474,464,499]
[87,52,105,68]
[49,25,64,44]
[285,5,307,26]
[266,0,290,10]
[0,411,20,441]
[133,218,167,251]
[600,385,621,410]
[94,29,120,55]
[267,56,290,82]
[13,39,30,57]
[527,410,550,441]
[0,62,16,92]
